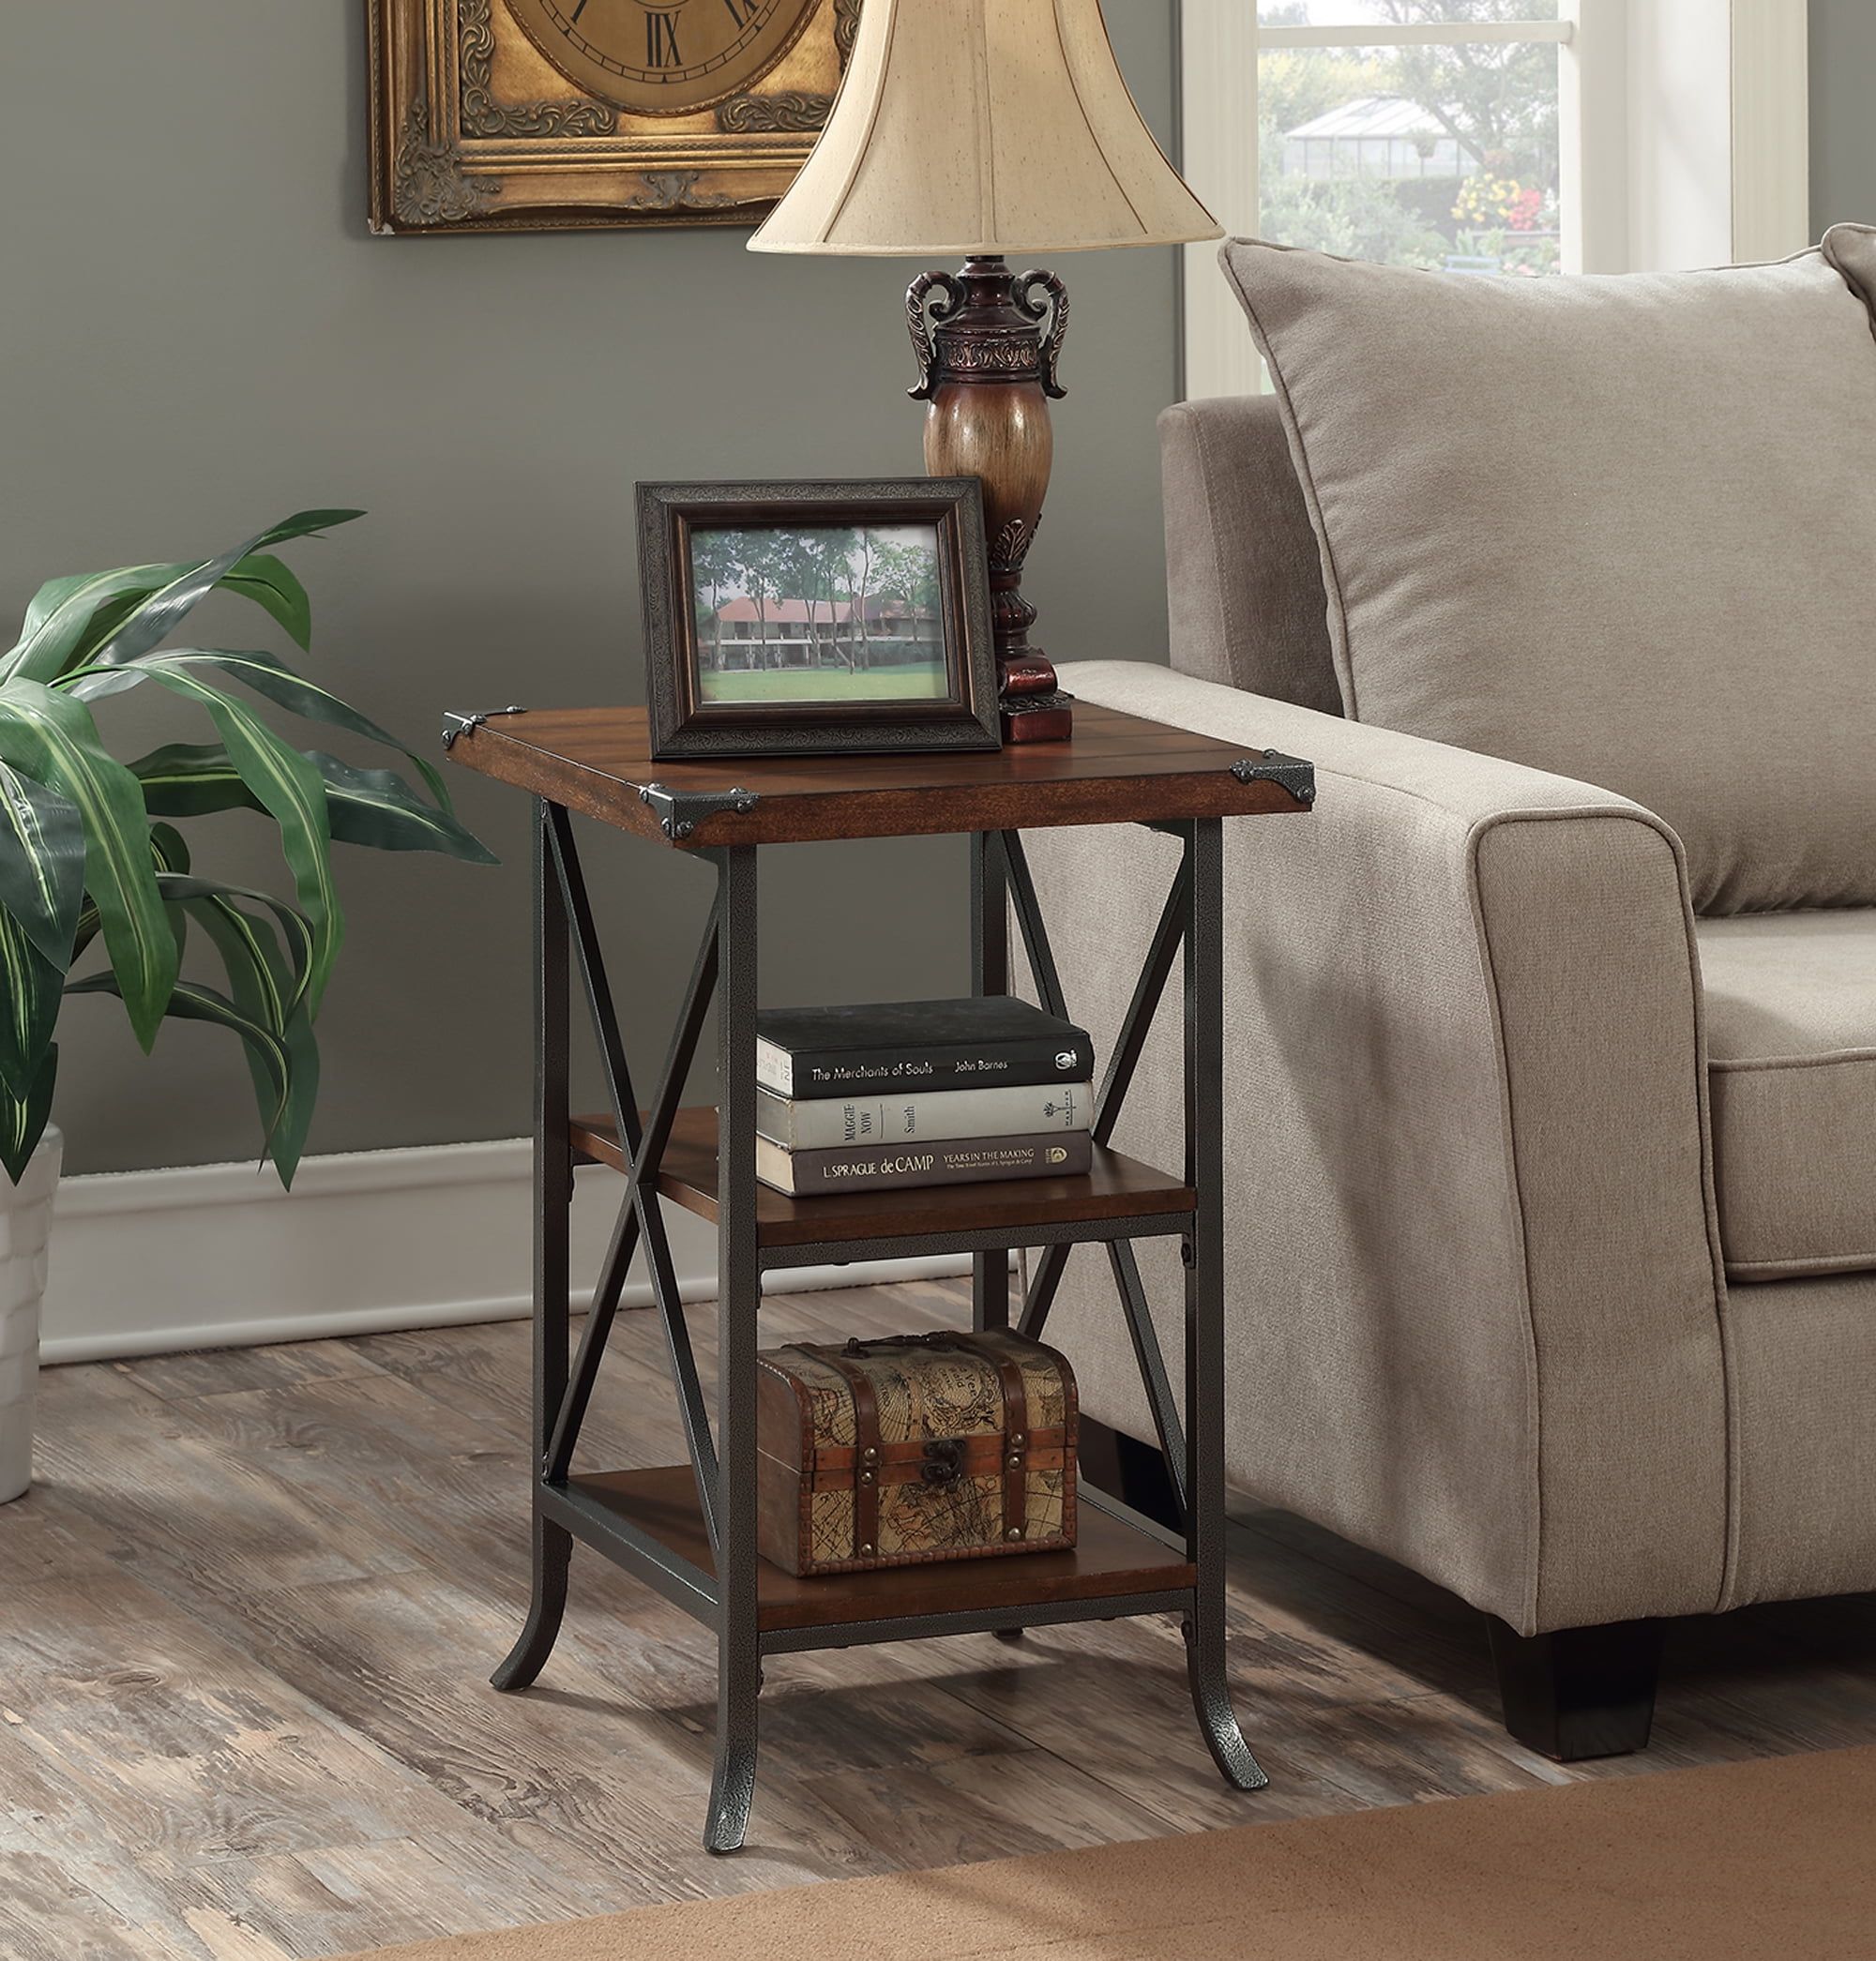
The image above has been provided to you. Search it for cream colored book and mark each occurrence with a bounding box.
[756,1080,1091,1151]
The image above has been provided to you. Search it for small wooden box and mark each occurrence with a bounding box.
[755,1331,1078,1577]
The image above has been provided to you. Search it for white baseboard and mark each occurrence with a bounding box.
[38,1138,983,1365]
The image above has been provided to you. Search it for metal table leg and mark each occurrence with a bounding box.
[492,799,574,1692]
[1181,816,1265,1790]
[971,829,1011,1335]
[705,842,763,1852]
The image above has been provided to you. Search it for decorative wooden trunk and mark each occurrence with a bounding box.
[755,1331,1078,1576]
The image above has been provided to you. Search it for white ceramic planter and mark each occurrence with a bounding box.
[1,1126,61,1504]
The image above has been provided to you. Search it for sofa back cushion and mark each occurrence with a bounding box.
[1158,396,1341,714]
[1221,227,1876,913]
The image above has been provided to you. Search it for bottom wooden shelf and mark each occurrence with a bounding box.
[560,1464,1197,1636]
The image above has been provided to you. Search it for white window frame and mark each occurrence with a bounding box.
[1179,0,1811,401]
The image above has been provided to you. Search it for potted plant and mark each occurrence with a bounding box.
[0,509,492,1501]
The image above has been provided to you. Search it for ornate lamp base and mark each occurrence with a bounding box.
[909,256,1074,744]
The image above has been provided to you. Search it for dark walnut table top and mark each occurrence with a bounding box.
[445,703,1313,847]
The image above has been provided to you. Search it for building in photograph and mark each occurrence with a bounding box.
[707,594,940,667]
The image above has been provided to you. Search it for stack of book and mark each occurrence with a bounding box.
[752,997,1096,1197]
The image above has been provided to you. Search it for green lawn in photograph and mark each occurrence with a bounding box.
[700,661,946,703]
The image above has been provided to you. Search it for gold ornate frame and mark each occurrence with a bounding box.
[367,0,860,234]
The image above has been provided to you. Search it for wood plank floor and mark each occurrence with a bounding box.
[4,1277,1874,1961]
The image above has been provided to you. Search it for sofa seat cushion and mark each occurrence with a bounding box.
[1698,913,1876,1281]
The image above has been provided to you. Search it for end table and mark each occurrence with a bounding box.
[446,701,1315,1851]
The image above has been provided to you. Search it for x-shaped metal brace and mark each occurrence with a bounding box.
[988,828,1195,1531]
[539,804,725,1550]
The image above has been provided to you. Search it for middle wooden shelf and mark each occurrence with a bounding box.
[568,1107,1196,1251]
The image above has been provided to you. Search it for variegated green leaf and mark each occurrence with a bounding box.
[86,511,362,671]
[149,822,192,967]
[0,908,61,1101]
[148,822,191,875]
[0,682,176,1048]
[304,752,495,861]
[130,741,492,862]
[155,871,315,1022]
[0,762,84,966]
[6,514,354,686]
[66,551,317,671]
[222,554,313,652]
[4,563,178,687]
[121,668,340,1013]
[76,646,452,811]
[128,742,250,817]
[269,1005,321,1187]
[68,973,292,1157]
[0,1043,56,1186]
[183,882,320,1184]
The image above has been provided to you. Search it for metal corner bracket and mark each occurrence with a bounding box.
[1230,749,1315,805]
[443,705,528,750]
[636,781,761,841]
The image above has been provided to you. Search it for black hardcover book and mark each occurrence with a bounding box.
[754,997,1094,1101]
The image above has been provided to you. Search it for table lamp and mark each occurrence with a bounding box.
[749,0,1221,742]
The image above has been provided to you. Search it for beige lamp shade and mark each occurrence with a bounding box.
[749,0,1222,257]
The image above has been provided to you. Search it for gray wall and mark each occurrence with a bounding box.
[1811,0,1876,233]
[1,1,1182,1175]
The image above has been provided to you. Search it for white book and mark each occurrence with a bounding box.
[756,1080,1092,1152]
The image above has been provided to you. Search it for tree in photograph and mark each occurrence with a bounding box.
[731,531,779,668]
[872,539,941,659]
[809,530,859,669]
[690,530,734,671]
[848,528,880,670]
[772,531,826,668]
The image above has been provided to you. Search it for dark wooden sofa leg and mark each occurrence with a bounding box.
[1489,1617,1664,1761]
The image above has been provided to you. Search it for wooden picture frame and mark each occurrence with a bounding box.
[637,480,1001,760]
[367,0,859,235]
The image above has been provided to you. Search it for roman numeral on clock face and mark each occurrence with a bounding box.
[645,9,682,66]
[508,0,804,113]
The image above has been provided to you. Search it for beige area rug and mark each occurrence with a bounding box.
[340,1745,1876,1961]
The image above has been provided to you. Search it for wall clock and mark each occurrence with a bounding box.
[368,0,859,234]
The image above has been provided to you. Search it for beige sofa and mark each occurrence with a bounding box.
[1023,393,1876,1759]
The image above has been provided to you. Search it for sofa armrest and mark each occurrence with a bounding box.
[1027,661,1731,1634]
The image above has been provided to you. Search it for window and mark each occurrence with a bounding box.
[1257,4,1568,279]
[1180,0,1812,400]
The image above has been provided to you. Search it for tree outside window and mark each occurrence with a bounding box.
[1259,2,1562,276]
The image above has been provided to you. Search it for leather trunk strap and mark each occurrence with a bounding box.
[952,1334,1031,1544]
[811,1346,883,1561]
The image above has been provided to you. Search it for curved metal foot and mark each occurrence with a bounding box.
[704,1648,761,1854]
[993,1626,1026,1643]
[490,1516,572,1692]
[1184,1614,1267,1791]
